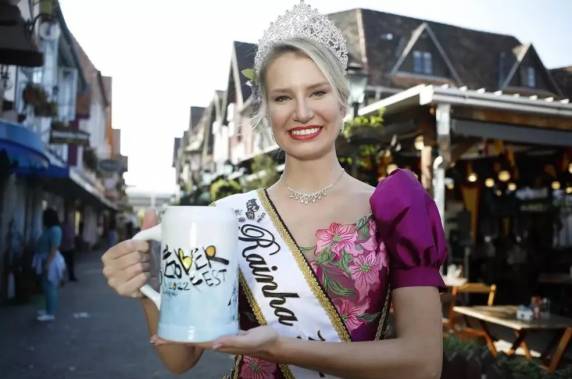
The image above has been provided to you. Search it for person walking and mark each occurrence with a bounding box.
[32,208,66,322]
[61,215,78,282]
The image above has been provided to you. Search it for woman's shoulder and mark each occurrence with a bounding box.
[346,175,375,197]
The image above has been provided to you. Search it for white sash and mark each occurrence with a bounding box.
[216,190,350,379]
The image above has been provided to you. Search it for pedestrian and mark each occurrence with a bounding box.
[101,2,447,378]
[32,208,66,322]
[61,214,78,282]
[106,217,118,248]
[124,220,134,240]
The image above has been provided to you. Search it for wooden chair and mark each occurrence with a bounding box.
[443,282,497,333]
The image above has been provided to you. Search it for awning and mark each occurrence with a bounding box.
[452,119,572,147]
[0,119,49,169]
[0,4,43,67]
[17,164,117,211]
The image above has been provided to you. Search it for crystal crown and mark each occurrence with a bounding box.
[254,1,348,74]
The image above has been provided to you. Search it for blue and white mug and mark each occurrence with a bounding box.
[133,206,239,343]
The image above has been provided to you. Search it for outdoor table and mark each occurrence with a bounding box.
[453,305,572,373]
[538,273,572,285]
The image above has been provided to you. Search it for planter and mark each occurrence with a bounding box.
[22,84,48,107]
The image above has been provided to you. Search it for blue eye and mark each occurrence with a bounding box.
[312,90,327,97]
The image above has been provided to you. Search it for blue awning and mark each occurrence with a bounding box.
[17,163,117,211]
[0,119,49,169]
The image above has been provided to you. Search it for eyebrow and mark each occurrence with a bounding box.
[269,81,331,94]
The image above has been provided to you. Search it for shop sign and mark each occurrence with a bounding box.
[49,125,90,146]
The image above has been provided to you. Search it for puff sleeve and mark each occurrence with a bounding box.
[370,169,447,290]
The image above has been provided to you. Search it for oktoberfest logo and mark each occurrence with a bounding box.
[161,244,230,294]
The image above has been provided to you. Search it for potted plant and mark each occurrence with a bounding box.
[442,334,488,379]
[22,83,48,107]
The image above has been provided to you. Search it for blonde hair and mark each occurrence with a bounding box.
[252,38,349,128]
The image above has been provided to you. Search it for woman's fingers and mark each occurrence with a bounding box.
[102,239,153,298]
[116,271,150,297]
[102,239,149,263]
[112,250,151,271]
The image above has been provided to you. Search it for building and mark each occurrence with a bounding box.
[0,0,128,301]
[172,7,572,307]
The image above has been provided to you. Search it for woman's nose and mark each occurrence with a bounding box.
[294,98,314,123]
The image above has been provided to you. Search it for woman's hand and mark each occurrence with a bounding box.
[150,326,280,359]
[101,210,157,298]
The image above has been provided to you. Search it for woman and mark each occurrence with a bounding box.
[33,208,66,322]
[102,2,446,378]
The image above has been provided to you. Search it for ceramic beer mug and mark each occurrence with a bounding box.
[133,206,239,343]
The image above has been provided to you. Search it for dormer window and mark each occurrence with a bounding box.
[525,66,536,87]
[413,50,432,75]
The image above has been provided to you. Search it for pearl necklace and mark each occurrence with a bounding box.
[286,171,345,205]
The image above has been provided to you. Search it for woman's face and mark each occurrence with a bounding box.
[265,52,345,161]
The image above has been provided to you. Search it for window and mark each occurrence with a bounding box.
[413,50,432,75]
[525,66,536,87]
[57,68,78,122]
[423,52,433,75]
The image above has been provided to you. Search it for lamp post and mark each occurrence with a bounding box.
[347,62,368,118]
[346,63,368,177]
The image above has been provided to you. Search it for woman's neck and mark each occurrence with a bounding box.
[278,149,345,192]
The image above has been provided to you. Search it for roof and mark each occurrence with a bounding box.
[551,66,572,99]
[71,34,112,116]
[328,8,562,95]
[234,41,257,100]
[189,106,205,131]
[223,41,256,113]
[360,84,572,118]
[55,5,87,92]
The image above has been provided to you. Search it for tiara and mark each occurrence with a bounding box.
[254,1,348,74]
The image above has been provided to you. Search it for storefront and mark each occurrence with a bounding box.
[358,84,572,313]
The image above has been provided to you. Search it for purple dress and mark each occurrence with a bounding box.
[229,169,447,379]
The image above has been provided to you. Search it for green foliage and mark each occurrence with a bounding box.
[22,83,58,117]
[179,187,211,205]
[241,68,257,87]
[243,154,279,191]
[241,68,256,82]
[209,178,242,201]
[442,334,572,379]
[442,334,484,359]
[342,109,384,140]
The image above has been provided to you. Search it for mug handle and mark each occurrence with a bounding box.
[132,224,162,309]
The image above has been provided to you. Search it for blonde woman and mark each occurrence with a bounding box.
[102,2,446,378]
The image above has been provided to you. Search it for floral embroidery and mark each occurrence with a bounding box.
[350,250,382,300]
[309,214,386,334]
[240,355,277,379]
[336,298,366,330]
[316,223,358,259]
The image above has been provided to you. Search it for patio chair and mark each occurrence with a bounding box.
[443,282,497,333]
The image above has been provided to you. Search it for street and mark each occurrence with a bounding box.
[0,250,233,379]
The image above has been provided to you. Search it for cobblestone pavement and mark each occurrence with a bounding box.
[0,250,233,379]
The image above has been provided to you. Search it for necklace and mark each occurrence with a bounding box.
[285,171,345,205]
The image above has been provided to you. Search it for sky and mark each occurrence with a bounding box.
[57,0,572,195]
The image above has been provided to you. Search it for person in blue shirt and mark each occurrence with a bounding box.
[32,208,66,322]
